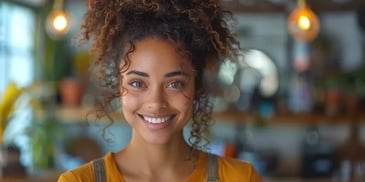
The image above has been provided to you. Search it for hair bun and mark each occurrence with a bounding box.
[88,0,106,9]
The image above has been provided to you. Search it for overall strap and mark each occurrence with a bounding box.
[206,153,219,182]
[92,158,106,182]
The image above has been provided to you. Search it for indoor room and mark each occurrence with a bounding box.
[1,0,364,181]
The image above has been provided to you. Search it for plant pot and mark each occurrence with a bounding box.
[59,78,85,107]
[325,88,343,116]
[345,94,360,116]
[0,143,6,178]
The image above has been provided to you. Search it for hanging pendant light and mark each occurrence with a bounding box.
[288,0,320,42]
[46,0,70,39]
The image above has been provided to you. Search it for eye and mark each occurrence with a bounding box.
[167,81,185,89]
[129,80,146,88]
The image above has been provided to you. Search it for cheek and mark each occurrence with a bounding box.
[120,82,138,110]
[121,94,140,111]
[172,90,195,111]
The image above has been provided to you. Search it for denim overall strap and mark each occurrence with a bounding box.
[93,158,106,182]
[207,153,219,182]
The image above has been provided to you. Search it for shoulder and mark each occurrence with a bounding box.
[217,154,252,169]
[57,153,114,182]
[57,161,94,182]
[215,154,263,182]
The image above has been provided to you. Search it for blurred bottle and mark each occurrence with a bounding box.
[234,124,278,176]
[288,75,314,113]
[234,124,252,159]
[301,125,336,178]
[233,124,259,173]
[334,122,365,181]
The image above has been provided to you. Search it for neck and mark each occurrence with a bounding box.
[113,130,201,181]
[117,131,195,171]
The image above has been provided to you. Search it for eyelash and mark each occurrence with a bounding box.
[128,80,146,88]
[167,81,185,89]
[127,80,185,89]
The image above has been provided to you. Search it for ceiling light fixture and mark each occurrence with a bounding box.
[46,0,70,39]
[288,0,320,42]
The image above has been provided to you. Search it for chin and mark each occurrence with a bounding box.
[141,131,183,145]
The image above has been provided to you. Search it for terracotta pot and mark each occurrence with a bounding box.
[59,78,84,107]
[345,94,360,115]
[325,89,343,116]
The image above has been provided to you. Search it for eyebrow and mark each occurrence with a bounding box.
[126,70,189,78]
[126,70,149,77]
[164,71,189,78]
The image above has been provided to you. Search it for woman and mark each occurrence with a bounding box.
[58,0,262,181]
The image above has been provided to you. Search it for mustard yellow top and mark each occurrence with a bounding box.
[58,152,262,182]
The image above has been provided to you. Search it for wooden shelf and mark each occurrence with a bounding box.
[54,106,124,123]
[269,113,365,124]
[54,106,365,125]
[213,110,365,124]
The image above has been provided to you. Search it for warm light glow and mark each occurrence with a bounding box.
[45,0,70,39]
[46,10,70,39]
[298,15,311,30]
[53,14,68,32]
[288,1,320,42]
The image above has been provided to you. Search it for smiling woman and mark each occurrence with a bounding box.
[57,0,262,182]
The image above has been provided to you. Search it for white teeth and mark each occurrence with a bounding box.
[143,116,171,124]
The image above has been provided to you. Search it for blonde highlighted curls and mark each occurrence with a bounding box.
[80,0,240,149]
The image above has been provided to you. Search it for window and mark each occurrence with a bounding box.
[0,2,36,167]
[0,2,35,92]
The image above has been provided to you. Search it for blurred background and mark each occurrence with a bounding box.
[0,0,365,181]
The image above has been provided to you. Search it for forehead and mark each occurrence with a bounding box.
[126,38,193,71]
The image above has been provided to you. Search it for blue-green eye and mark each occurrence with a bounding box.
[129,80,146,88]
[167,81,185,89]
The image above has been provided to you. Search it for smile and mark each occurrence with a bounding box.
[142,115,174,124]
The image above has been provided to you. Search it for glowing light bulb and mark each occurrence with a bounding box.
[288,1,320,42]
[53,14,68,32]
[46,10,71,39]
[298,15,311,30]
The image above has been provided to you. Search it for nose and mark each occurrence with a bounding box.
[145,87,168,111]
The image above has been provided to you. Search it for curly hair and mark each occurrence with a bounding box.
[79,0,240,150]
